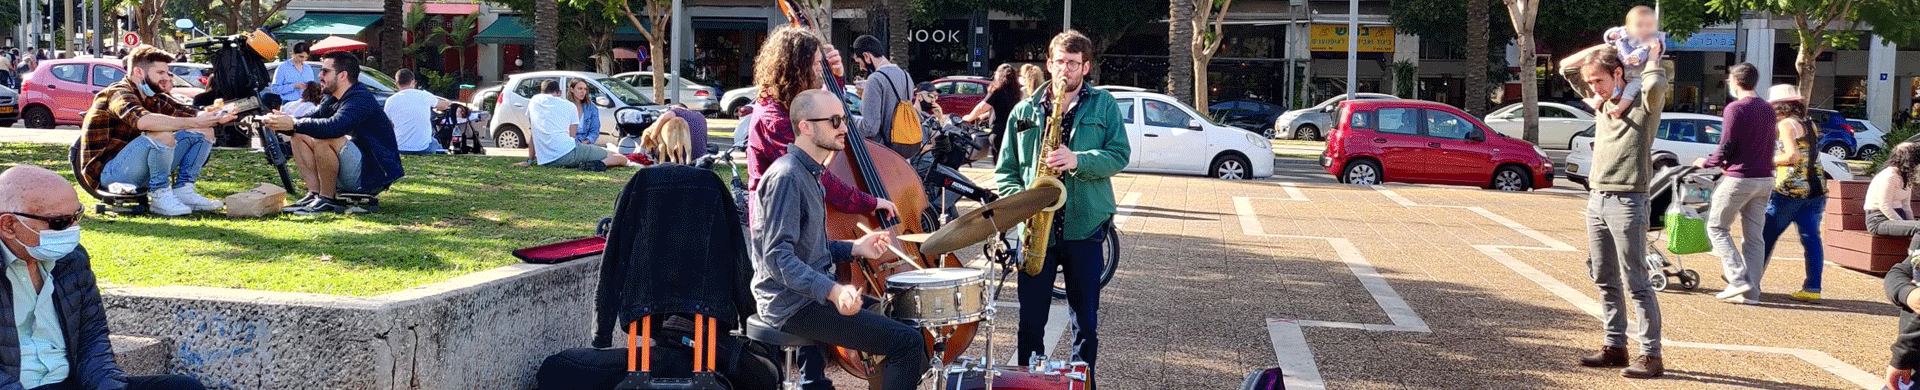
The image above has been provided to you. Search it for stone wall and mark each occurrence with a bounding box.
[100,257,602,390]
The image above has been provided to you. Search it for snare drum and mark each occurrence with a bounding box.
[884,267,988,327]
[944,364,1090,390]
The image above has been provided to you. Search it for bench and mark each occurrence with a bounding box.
[1823,179,1914,273]
[110,334,171,376]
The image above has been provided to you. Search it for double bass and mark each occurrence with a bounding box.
[775,0,979,380]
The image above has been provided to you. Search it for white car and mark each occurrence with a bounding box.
[721,86,757,117]
[612,71,720,114]
[1564,113,1855,189]
[1483,102,1594,149]
[1109,91,1275,179]
[1845,119,1888,161]
[488,71,664,149]
[1273,93,1397,140]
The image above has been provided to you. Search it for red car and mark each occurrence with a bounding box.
[21,58,205,129]
[1320,99,1554,191]
[929,76,989,116]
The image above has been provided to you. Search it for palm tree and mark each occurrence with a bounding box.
[380,0,403,72]
[1463,0,1489,115]
[534,0,557,70]
[1167,0,1194,106]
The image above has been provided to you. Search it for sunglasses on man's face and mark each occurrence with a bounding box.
[9,211,81,230]
[804,115,848,129]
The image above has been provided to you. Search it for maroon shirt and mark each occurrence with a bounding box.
[1706,96,1778,179]
[746,99,878,215]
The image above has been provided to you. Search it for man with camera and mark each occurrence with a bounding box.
[77,45,238,216]
[261,51,404,215]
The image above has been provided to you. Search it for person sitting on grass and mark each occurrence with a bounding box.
[76,45,237,217]
[260,51,404,215]
[386,69,454,155]
[0,165,208,390]
[519,79,631,170]
[279,81,325,118]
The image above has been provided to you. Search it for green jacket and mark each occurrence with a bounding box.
[992,82,1131,241]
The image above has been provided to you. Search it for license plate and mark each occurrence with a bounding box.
[0,107,16,114]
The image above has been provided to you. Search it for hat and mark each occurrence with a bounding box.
[1767,84,1804,103]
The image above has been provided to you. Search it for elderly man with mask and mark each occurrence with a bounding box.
[0,165,206,390]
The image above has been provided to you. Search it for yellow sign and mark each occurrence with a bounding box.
[1310,25,1395,53]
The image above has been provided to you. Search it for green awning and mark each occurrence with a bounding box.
[481,16,652,45]
[277,13,382,41]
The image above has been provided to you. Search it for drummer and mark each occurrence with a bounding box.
[750,89,927,390]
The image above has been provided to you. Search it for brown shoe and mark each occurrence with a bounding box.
[1622,355,1664,378]
[1578,347,1628,367]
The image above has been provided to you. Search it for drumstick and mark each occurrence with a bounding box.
[857,222,922,270]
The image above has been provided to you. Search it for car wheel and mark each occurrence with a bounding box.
[494,125,527,149]
[1859,145,1884,161]
[1491,165,1531,191]
[1823,143,1851,159]
[1211,154,1251,180]
[1342,159,1382,185]
[1296,124,1321,141]
[730,99,754,118]
[22,105,52,129]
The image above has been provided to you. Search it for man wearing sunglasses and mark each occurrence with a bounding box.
[749,89,924,390]
[0,165,206,390]
[262,51,404,215]
[77,45,238,217]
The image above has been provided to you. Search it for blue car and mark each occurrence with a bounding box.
[1809,108,1860,159]
[1209,99,1286,136]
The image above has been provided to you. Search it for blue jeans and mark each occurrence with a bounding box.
[1762,193,1826,293]
[338,142,364,193]
[99,131,210,191]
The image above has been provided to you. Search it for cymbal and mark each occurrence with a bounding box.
[919,186,1062,255]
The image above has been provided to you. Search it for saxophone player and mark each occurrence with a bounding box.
[992,30,1130,387]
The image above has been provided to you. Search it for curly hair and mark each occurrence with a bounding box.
[1772,99,1810,142]
[753,25,823,108]
[986,63,1020,98]
[1891,142,1920,189]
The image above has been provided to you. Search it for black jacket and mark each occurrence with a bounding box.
[295,83,403,194]
[593,164,755,348]
[0,248,125,390]
[1890,262,1920,369]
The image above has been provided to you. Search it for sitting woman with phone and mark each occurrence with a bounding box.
[1868,142,1920,255]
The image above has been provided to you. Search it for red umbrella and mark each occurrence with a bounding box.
[308,36,367,55]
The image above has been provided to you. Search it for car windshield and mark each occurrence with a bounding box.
[361,67,398,92]
[598,78,655,106]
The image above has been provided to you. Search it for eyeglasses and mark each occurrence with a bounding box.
[1050,59,1088,70]
[803,115,848,129]
[319,68,335,77]
[8,210,81,230]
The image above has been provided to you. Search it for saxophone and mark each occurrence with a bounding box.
[1020,83,1072,276]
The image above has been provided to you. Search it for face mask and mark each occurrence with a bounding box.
[12,225,78,263]
[136,78,154,97]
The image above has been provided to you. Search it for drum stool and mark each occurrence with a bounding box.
[743,316,815,390]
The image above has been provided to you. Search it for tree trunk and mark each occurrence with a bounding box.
[1463,0,1489,115]
[1167,0,1194,106]
[532,0,556,70]
[1796,26,1821,101]
[1507,0,1537,144]
[379,0,403,72]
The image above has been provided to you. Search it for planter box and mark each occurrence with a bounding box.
[1825,211,1868,232]
[1825,229,1907,273]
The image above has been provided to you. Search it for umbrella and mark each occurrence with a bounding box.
[309,36,367,55]
[612,47,639,60]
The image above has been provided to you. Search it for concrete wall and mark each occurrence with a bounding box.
[100,257,602,390]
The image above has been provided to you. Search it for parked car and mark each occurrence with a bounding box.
[1275,93,1397,140]
[20,58,204,128]
[1320,99,1555,191]
[489,71,665,149]
[1482,102,1595,149]
[262,61,399,105]
[1846,119,1888,161]
[928,76,989,116]
[1808,108,1861,159]
[1562,113,1856,189]
[721,86,757,117]
[1111,91,1275,179]
[612,71,721,114]
[1209,99,1286,136]
[169,63,212,89]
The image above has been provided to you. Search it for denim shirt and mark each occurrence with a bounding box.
[749,144,855,327]
[269,61,316,105]
[574,104,602,145]
[2,251,65,388]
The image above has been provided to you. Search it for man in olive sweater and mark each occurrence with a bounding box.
[1560,44,1668,378]
[1884,262,1920,389]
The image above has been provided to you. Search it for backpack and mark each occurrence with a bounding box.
[1241,366,1285,390]
[875,70,925,157]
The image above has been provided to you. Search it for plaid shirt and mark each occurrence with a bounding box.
[77,80,198,191]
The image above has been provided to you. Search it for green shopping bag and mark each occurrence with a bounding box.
[1664,211,1711,255]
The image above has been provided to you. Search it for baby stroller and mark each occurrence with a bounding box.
[434,103,488,155]
[1645,165,1714,291]
[613,106,662,155]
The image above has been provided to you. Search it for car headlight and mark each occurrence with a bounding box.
[1247,132,1267,148]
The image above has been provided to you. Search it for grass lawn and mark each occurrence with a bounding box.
[0,142,740,296]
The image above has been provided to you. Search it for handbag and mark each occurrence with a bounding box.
[1663,202,1711,255]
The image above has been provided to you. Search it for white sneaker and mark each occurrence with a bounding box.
[173,183,223,211]
[1715,285,1752,300]
[148,188,191,216]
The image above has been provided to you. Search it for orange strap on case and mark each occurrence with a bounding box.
[706,317,717,371]
[693,314,705,372]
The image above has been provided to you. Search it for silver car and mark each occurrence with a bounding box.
[612,71,720,114]
[1272,93,1397,140]
[488,71,663,148]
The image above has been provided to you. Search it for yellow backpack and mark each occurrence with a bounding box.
[878,71,924,147]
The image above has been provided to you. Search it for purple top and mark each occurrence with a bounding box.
[1706,96,1778,178]
[669,108,710,156]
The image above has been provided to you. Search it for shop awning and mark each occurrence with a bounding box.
[277,13,382,41]
[694,18,766,31]
[482,16,651,45]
